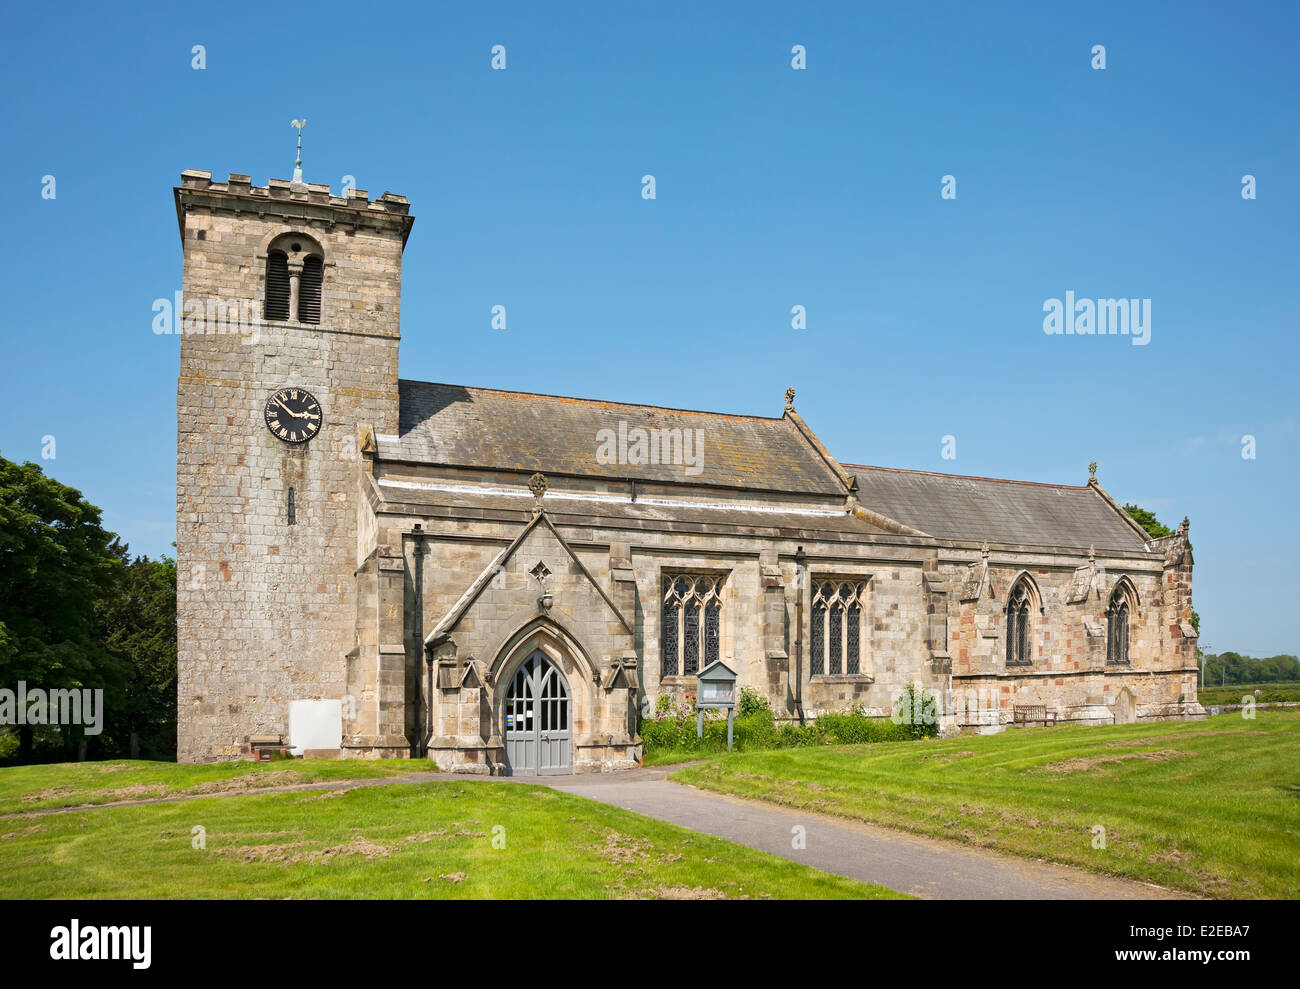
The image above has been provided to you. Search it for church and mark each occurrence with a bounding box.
[174,167,1205,772]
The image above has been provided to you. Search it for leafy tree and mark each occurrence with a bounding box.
[1123,503,1174,539]
[1201,651,1300,686]
[96,551,177,759]
[0,458,131,760]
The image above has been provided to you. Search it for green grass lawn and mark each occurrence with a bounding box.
[1198,682,1300,706]
[644,749,710,767]
[672,712,1300,899]
[0,780,906,899]
[0,758,434,815]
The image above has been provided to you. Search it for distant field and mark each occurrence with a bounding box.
[673,712,1300,899]
[1197,683,1300,706]
[0,758,433,816]
[0,780,904,900]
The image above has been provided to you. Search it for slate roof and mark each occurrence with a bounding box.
[385,381,846,495]
[846,464,1149,551]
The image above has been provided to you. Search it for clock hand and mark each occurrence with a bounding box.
[274,398,304,419]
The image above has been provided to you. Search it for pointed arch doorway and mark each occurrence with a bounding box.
[505,650,573,776]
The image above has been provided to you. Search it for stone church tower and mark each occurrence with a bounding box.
[173,169,414,762]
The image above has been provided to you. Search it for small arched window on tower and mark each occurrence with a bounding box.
[1106,583,1134,665]
[264,234,325,324]
[264,251,291,321]
[1005,576,1035,667]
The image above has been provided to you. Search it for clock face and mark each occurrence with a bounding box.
[263,388,323,444]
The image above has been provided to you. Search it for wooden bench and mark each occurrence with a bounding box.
[250,735,290,761]
[1013,704,1057,727]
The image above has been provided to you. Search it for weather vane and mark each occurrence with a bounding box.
[290,118,306,185]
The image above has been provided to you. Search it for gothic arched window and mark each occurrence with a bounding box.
[811,579,867,676]
[1006,578,1034,667]
[1107,586,1132,665]
[661,574,725,677]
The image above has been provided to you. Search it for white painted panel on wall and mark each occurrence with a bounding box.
[289,699,342,755]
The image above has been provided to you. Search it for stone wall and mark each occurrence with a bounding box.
[942,542,1202,726]
[373,488,1201,752]
[360,468,955,768]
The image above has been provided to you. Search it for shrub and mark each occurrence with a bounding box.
[892,684,941,739]
[639,690,923,758]
[738,686,771,718]
[640,714,692,753]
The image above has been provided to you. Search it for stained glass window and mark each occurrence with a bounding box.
[683,600,700,675]
[705,601,720,667]
[661,585,679,678]
[1107,587,1131,665]
[846,604,860,675]
[661,573,725,678]
[810,580,867,677]
[810,607,825,676]
[829,607,843,675]
[1006,580,1034,667]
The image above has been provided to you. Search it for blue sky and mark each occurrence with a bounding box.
[1,1,1296,656]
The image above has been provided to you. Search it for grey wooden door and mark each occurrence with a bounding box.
[505,651,572,776]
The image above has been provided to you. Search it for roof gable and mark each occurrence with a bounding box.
[426,510,631,646]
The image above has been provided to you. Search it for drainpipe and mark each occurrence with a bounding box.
[794,545,806,725]
[411,523,426,758]
[423,650,435,755]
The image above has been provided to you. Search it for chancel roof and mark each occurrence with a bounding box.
[846,464,1149,551]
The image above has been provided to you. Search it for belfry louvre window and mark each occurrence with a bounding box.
[298,255,323,324]
[264,251,291,321]
[1006,580,1034,667]
[810,580,867,676]
[661,574,724,678]
[1106,588,1131,665]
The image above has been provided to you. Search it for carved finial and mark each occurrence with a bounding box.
[784,386,796,413]
[528,472,547,511]
[1179,515,1189,534]
[980,541,990,562]
[1088,460,1098,484]
[1088,544,1095,565]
